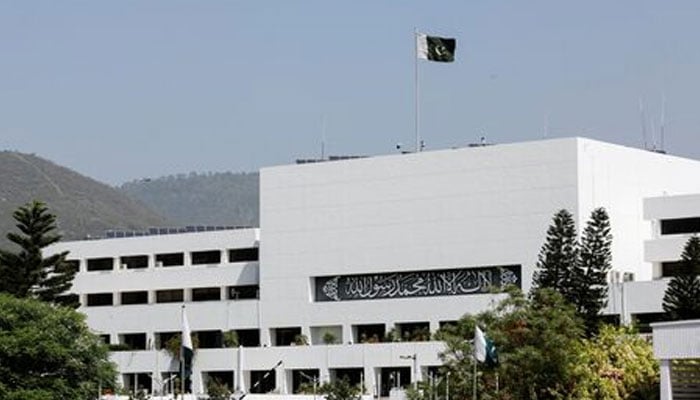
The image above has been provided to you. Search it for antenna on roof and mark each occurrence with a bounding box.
[543,112,549,138]
[638,98,648,150]
[320,115,327,161]
[659,93,666,152]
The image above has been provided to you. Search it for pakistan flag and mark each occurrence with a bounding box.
[417,33,456,62]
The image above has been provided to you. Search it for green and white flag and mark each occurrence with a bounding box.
[181,307,194,380]
[416,33,456,62]
[474,326,498,367]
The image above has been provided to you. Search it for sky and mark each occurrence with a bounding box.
[1,1,699,185]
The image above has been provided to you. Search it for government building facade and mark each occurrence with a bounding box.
[49,137,700,397]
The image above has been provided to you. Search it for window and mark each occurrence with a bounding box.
[396,322,430,342]
[87,258,113,271]
[661,261,685,277]
[99,334,110,344]
[272,327,302,346]
[229,247,259,262]
[228,285,259,300]
[120,333,147,350]
[291,369,319,394]
[196,330,223,348]
[191,250,221,265]
[250,370,276,394]
[156,252,184,267]
[235,329,261,347]
[156,289,183,303]
[65,259,80,272]
[156,332,178,349]
[192,287,221,302]
[661,217,700,235]
[354,324,385,343]
[87,293,113,306]
[121,291,148,305]
[120,255,148,269]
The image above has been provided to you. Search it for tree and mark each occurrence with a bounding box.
[662,236,700,320]
[318,377,362,400]
[532,209,578,303]
[0,294,116,399]
[575,207,613,335]
[0,201,78,307]
[569,325,659,400]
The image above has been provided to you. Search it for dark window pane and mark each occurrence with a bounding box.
[65,259,80,272]
[121,291,149,305]
[156,289,183,303]
[87,293,113,306]
[191,250,221,265]
[661,261,685,277]
[120,255,148,269]
[196,330,223,348]
[121,333,147,350]
[156,253,184,267]
[661,217,700,235]
[192,287,221,302]
[87,258,113,271]
[229,247,259,262]
[228,285,259,300]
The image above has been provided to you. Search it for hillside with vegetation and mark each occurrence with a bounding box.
[120,171,259,227]
[0,151,169,247]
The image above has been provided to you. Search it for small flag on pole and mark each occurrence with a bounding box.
[474,326,498,367]
[416,33,456,62]
[181,306,194,383]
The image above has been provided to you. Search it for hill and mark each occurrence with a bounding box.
[120,172,259,227]
[0,151,170,247]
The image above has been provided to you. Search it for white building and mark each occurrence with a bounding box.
[49,137,700,397]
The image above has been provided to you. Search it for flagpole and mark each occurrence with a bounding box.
[414,28,420,153]
[181,305,185,399]
[473,356,477,400]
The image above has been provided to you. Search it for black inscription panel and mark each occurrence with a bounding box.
[315,265,521,302]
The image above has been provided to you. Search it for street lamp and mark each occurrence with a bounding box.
[399,353,418,389]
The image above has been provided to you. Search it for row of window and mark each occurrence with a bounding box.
[660,217,700,236]
[85,285,259,306]
[80,247,259,272]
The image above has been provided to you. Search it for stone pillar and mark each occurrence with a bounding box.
[660,359,672,400]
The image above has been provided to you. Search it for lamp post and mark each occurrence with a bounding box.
[399,354,418,389]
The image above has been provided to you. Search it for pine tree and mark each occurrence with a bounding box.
[0,201,78,307]
[662,236,700,321]
[532,209,578,304]
[576,207,612,335]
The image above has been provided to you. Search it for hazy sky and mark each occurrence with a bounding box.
[1,1,699,185]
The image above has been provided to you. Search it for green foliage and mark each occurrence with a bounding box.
[532,209,578,301]
[569,325,659,400]
[0,294,117,398]
[294,333,309,345]
[207,377,233,400]
[223,330,239,347]
[0,201,78,307]
[663,235,700,320]
[164,333,199,359]
[533,208,614,336]
[322,331,338,344]
[575,207,613,335]
[318,377,362,400]
[121,171,259,227]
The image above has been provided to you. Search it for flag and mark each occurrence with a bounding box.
[474,326,498,367]
[416,33,456,62]
[181,307,194,380]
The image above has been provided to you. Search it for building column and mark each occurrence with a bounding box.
[660,359,672,400]
[343,324,354,344]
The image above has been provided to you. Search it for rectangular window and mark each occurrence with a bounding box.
[661,217,700,235]
[192,287,221,302]
[120,333,147,350]
[65,259,80,272]
[228,285,259,300]
[196,330,223,348]
[156,332,178,349]
[191,250,221,265]
[156,289,183,303]
[661,261,685,278]
[121,291,149,305]
[155,252,184,267]
[87,258,113,272]
[120,255,148,269]
[87,293,113,307]
[229,247,259,262]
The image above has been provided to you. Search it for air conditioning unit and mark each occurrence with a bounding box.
[156,261,163,268]
[120,264,127,270]
[623,272,635,282]
[610,271,621,283]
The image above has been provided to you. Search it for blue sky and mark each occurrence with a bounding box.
[1,1,699,184]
